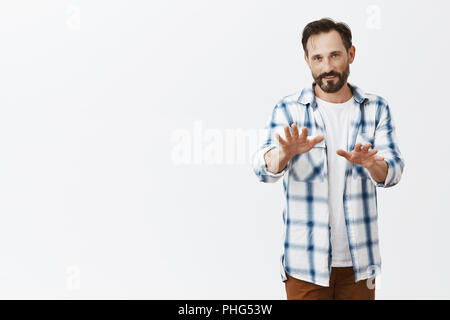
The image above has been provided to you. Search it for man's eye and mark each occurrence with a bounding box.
[332,54,339,58]
[314,57,321,61]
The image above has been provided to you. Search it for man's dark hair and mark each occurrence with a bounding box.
[301,18,352,57]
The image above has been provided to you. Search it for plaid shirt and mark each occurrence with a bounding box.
[252,82,405,287]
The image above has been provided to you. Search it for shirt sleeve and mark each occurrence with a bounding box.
[252,103,291,183]
[368,102,405,188]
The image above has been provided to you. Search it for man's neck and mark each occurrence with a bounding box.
[313,82,353,103]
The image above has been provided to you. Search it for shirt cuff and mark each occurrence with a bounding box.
[259,145,288,178]
[367,159,393,187]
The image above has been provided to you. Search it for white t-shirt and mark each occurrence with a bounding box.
[315,96,353,267]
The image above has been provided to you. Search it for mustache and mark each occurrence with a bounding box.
[320,71,340,79]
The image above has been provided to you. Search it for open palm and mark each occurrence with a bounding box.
[275,124,324,157]
[336,142,384,169]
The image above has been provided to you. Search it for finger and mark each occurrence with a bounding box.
[275,132,287,146]
[291,123,299,138]
[362,143,371,152]
[284,125,292,141]
[311,135,324,146]
[354,143,363,152]
[374,156,384,161]
[368,149,378,156]
[299,127,308,140]
[336,149,351,160]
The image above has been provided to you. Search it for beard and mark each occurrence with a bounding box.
[313,64,350,93]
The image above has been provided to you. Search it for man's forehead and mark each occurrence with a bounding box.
[307,30,345,55]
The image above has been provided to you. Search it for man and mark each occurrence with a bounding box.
[252,18,405,300]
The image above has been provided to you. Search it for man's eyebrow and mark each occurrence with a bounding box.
[311,51,342,58]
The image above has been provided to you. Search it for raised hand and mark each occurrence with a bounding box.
[275,124,324,158]
[336,142,384,169]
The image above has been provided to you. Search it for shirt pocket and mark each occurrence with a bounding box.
[352,130,375,180]
[289,140,327,182]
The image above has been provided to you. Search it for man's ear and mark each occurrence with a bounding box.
[348,45,356,64]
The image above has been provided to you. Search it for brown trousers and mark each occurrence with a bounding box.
[285,267,375,300]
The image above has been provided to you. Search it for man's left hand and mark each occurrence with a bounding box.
[336,142,384,169]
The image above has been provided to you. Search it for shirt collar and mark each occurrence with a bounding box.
[297,81,368,108]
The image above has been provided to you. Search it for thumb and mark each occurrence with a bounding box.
[336,149,350,160]
[310,135,324,146]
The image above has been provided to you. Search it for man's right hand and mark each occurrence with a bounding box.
[275,123,324,158]
[263,123,325,174]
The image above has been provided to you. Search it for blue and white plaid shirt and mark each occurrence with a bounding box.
[253,82,405,287]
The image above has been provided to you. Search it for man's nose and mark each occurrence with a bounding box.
[322,58,334,74]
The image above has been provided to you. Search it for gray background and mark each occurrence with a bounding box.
[0,0,448,299]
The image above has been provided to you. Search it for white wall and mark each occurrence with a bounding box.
[0,0,448,299]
